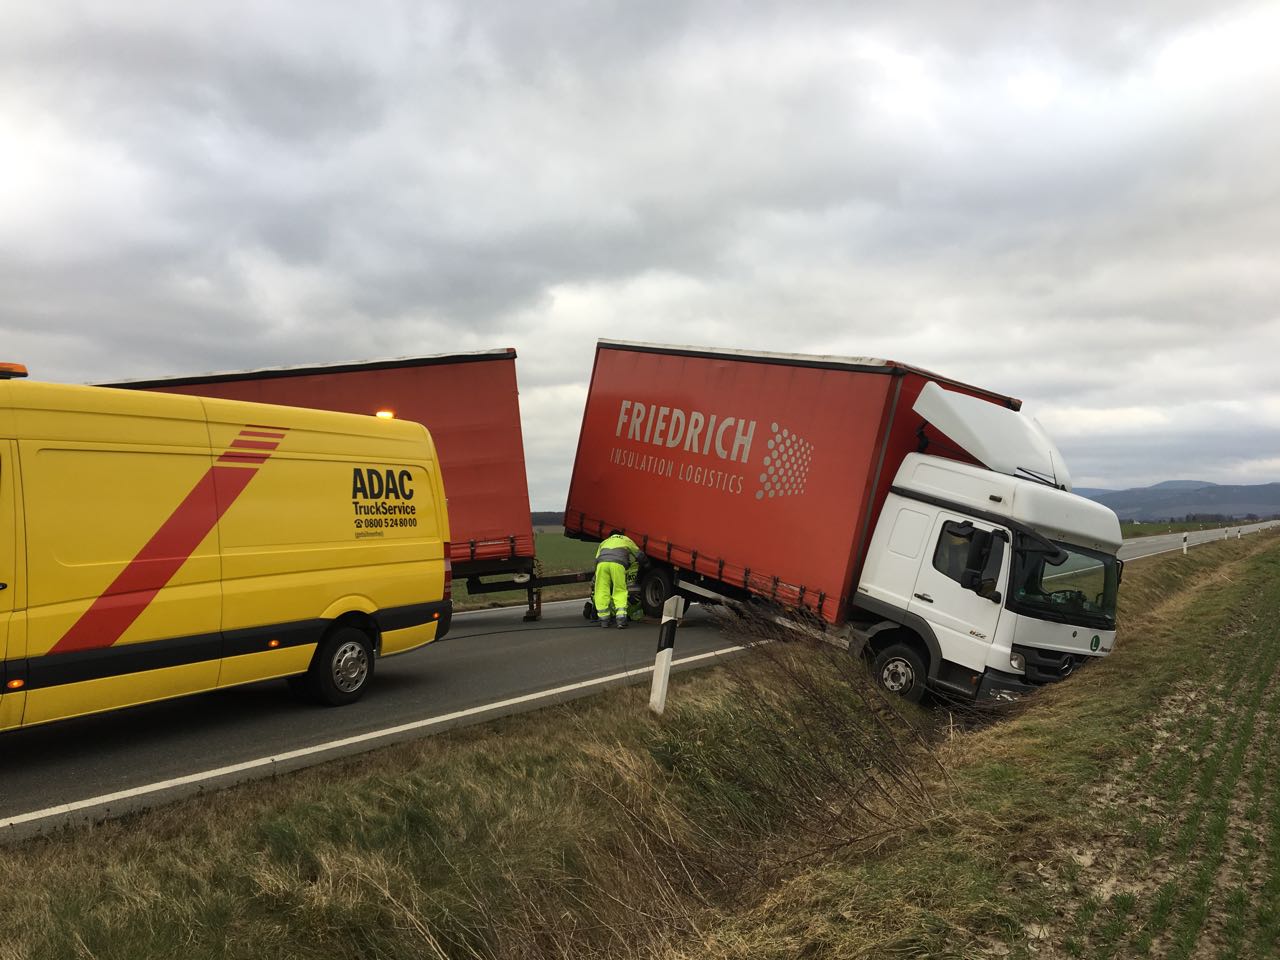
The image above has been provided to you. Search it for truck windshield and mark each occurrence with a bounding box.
[1009,535,1119,629]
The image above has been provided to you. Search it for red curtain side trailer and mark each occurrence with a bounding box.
[564,341,1021,626]
[107,350,549,613]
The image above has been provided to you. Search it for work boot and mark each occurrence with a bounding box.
[600,617,615,629]
[616,618,629,629]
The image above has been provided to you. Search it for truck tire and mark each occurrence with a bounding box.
[871,643,926,703]
[306,626,376,706]
[639,565,674,617]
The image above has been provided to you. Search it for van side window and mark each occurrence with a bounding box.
[932,521,1004,597]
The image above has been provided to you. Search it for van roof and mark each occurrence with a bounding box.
[100,348,517,390]
[1,378,429,441]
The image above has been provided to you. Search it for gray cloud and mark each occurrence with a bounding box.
[1,1,1276,508]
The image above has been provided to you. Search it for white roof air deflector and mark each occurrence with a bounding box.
[913,382,1072,492]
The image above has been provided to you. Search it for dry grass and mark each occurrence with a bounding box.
[1,532,1277,959]
[659,534,1280,959]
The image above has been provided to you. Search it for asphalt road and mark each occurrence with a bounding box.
[0,600,733,835]
[2,520,1276,836]
[1117,520,1280,561]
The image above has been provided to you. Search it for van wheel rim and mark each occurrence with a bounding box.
[332,641,369,693]
[880,658,914,693]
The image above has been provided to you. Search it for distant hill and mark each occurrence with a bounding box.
[1071,487,1116,499]
[531,511,563,527]
[1078,482,1280,522]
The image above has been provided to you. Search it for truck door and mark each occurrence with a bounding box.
[906,514,1007,673]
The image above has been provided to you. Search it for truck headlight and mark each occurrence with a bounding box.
[1009,652,1025,672]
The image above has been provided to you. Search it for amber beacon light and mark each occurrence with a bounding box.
[375,409,395,419]
[0,362,29,379]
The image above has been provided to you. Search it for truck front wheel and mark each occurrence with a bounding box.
[639,565,675,617]
[872,643,926,703]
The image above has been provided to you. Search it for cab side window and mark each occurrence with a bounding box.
[932,521,1004,597]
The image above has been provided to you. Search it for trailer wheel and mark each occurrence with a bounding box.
[639,566,674,617]
[872,643,926,703]
[306,626,376,706]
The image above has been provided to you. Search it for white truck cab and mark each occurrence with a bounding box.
[852,385,1124,701]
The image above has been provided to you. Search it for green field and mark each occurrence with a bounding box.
[2,532,1278,958]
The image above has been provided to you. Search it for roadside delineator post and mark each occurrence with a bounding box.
[1183,533,1188,556]
[649,594,687,715]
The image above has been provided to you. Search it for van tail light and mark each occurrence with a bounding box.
[443,541,452,601]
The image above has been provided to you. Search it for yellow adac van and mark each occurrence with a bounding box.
[0,364,452,732]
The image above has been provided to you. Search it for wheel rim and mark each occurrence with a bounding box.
[332,640,369,693]
[880,657,915,693]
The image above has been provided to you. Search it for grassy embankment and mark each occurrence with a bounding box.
[452,531,596,610]
[2,532,1279,958]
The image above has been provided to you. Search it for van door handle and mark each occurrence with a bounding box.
[913,592,933,603]
[0,582,7,590]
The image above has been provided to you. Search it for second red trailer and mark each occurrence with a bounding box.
[108,349,538,593]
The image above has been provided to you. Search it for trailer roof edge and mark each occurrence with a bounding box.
[597,339,891,372]
[596,340,1021,409]
[101,348,519,389]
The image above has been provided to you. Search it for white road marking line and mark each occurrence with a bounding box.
[1121,524,1275,563]
[1122,546,1187,562]
[1,643,747,830]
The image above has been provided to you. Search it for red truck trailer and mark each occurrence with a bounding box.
[564,340,1021,626]
[108,350,563,618]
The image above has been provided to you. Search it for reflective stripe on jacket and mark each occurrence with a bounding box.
[595,534,639,569]
[595,547,632,566]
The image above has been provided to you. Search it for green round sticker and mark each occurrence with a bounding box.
[1090,635,1101,652]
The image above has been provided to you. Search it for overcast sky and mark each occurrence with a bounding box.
[3,1,1277,508]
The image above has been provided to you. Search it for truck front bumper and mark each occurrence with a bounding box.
[976,668,1040,702]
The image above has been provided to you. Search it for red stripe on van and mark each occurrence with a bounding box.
[49,462,262,656]
[230,438,279,451]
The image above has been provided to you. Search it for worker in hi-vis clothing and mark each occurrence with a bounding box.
[593,530,640,628]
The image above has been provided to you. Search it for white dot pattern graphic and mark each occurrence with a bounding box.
[754,422,815,501]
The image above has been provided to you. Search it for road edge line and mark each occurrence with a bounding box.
[0,643,747,839]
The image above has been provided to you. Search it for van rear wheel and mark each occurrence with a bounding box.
[307,626,375,706]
